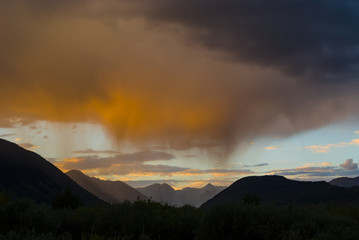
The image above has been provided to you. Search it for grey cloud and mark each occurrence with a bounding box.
[58,151,176,170]
[56,151,253,177]
[0,133,16,138]
[73,149,120,155]
[269,166,359,180]
[93,164,189,176]
[340,159,358,170]
[186,168,252,175]
[141,165,188,174]
[244,163,269,168]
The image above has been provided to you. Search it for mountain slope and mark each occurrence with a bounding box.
[0,139,103,204]
[175,184,226,207]
[66,170,147,203]
[137,183,225,207]
[137,183,176,204]
[329,176,359,187]
[201,175,359,208]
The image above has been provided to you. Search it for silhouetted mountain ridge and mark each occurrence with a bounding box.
[201,175,359,208]
[66,170,147,203]
[137,183,176,204]
[0,139,103,204]
[137,182,225,207]
[329,176,359,188]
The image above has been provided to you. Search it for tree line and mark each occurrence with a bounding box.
[1,190,359,239]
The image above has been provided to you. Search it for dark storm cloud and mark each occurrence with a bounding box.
[9,0,359,79]
[136,0,359,80]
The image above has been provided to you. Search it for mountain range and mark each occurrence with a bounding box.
[201,175,359,208]
[137,183,225,207]
[4,138,359,209]
[66,170,147,203]
[0,139,223,206]
[0,139,103,204]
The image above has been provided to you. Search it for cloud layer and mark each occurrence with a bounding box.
[1,0,359,154]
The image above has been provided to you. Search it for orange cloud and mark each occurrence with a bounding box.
[305,137,359,153]
[300,162,332,168]
[265,146,281,150]
[305,145,333,153]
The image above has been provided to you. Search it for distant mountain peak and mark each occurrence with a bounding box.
[142,183,175,191]
[202,183,217,190]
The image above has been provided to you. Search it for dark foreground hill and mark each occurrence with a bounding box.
[66,170,147,203]
[330,176,359,187]
[137,183,225,207]
[0,139,103,204]
[201,175,359,208]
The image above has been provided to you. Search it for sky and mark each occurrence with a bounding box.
[1,0,359,189]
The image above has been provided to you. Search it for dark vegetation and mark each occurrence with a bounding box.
[2,191,359,240]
